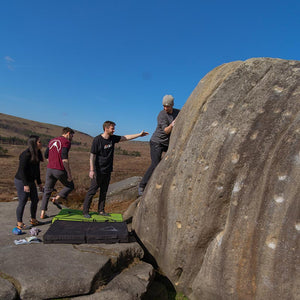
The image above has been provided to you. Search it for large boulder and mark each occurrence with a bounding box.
[90,176,141,210]
[106,176,141,203]
[132,58,300,299]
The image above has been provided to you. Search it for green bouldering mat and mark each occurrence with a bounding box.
[52,208,123,223]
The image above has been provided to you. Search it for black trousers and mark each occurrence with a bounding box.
[139,141,168,189]
[83,172,111,214]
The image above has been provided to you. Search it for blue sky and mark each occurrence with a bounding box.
[1,0,300,140]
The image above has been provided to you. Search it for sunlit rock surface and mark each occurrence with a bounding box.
[133,58,300,299]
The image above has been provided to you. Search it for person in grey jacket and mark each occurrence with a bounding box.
[138,95,180,196]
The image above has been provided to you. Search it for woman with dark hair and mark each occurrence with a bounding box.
[14,135,44,229]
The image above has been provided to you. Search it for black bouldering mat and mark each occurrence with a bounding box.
[43,221,86,244]
[43,220,129,244]
[86,222,128,244]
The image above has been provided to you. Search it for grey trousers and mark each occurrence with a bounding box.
[40,168,74,211]
[15,178,39,222]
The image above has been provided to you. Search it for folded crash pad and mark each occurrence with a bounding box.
[52,208,123,223]
[43,220,129,244]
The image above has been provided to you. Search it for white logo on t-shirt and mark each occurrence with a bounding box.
[49,140,62,152]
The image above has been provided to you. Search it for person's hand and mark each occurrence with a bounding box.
[171,120,175,127]
[38,184,44,192]
[140,130,149,137]
[24,186,30,193]
[67,174,73,182]
[89,170,95,179]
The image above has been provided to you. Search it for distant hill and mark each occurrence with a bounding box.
[0,113,93,148]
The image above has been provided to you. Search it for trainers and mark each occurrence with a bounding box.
[138,186,144,196]
[30,219,43,226]
[83,214,91,218]
[98,211,110,216]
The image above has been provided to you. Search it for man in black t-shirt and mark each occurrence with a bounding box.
[83,120,148,217]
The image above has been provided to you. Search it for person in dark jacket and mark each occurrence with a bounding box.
[14,135,44,229]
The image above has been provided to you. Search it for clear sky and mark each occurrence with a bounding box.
[1,0,299,140]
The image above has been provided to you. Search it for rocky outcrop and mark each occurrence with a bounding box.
[73,261,154,299]
[0,202,145,299]
[123,198,140,223]
[0,177,153,300]
[133,58,300,299]
[91,177,141,209]
[0,277,18,300]
[101,261,154,298]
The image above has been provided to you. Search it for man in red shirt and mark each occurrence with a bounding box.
[40,127,75,219]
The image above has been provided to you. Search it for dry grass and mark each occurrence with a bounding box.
[0,114,151,212]
[0,142,150,212]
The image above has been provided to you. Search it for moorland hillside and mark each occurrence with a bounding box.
[0,112,93,148]
[0,113,150,206]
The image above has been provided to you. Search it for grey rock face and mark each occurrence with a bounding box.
[0,277,18,300]
[123,198,140,223]
[133,58,300,299]
[0,201,144,300]
[91,176,141,208]
[72,261,154,300]
[102,261,154,299]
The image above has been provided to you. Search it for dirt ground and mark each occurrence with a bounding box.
[0,142,150,212]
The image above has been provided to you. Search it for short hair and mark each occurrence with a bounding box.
[62,127,75,135]
[103,121,116,131]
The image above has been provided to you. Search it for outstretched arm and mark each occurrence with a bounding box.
[120,130,149,142]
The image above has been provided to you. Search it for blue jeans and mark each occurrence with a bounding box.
[139,141,168,189]
[15,178,39,222]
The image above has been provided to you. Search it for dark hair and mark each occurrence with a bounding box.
[103,121,116,131]
[28,135,43,163]
[62,127,75,135]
